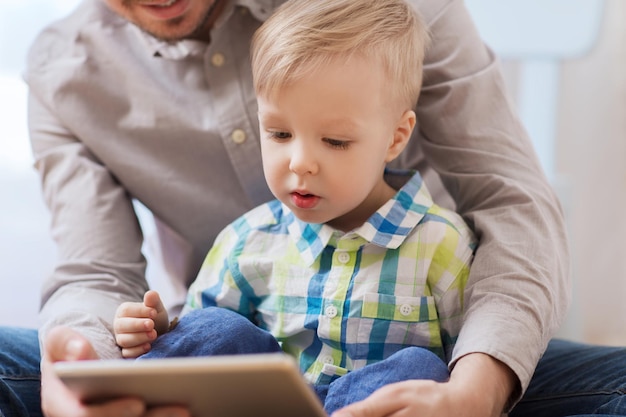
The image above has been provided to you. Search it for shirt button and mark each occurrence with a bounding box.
[211,52,225,67]
[322,355,334,365]
[231,129,247,144]
[399,303,413,316]
[325,305,338,318]
[337,252,350,264]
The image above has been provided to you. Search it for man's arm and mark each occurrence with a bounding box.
[405,0,570,402]
[27,88,149,359]
[331,352,515,417]
[26,40,183,416]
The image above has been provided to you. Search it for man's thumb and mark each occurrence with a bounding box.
[45,326,98,362]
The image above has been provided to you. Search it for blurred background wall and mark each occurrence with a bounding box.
[467,0,626,345]
[1,0,625,345]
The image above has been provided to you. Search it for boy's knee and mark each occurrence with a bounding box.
[143,307,281,358]
[388,347,449,382]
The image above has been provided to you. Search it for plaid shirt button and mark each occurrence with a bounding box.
[322,355,334,365]
[399,304,413,316]
[337,252,350,264]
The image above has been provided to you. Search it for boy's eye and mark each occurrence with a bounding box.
[324,138,350,150]
[269,131,291,140]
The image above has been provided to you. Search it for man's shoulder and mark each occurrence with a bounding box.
[26,0,123,74]
[404,0,454,26]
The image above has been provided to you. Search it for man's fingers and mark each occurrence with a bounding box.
[144,406,191,417]
[331,384,408,417]
[44,326,99,362]
[332,396,393,417]
[41,327,153,417]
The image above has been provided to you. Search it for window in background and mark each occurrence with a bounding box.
[466,0,605,180]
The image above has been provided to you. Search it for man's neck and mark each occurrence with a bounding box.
[188,0,228,43]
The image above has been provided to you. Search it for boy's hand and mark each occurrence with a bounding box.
[114,290,170,358]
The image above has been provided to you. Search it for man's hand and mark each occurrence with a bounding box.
[331,353,516,417]
[114,290,170,358]
[41,326,191,417]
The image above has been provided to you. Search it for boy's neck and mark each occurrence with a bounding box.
[326,180,397,233]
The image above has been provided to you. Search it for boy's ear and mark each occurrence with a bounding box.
[385,110,416,163]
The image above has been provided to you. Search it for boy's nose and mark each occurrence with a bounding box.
[288,142,318,176]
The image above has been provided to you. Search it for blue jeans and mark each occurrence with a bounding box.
[139,308,451,415]
[315,347,449,415]
[510,340,626,416]
[0,327,41,417]
[3,324,626,417]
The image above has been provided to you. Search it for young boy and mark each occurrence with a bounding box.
[114,0,476,413]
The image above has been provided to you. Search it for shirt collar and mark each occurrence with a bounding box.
[237,0,280,21]
[133,0,279,60]
[136,29,207,60]
[287,170,434,266]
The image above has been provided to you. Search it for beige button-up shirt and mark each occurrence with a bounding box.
[24,0,569,398]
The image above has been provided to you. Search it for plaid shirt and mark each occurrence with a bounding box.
[185,171,475,385]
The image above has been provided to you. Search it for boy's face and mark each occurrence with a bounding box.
[101,0,224,41]
[257,56,414,232]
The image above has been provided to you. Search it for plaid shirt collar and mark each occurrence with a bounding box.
[286,170,434,266]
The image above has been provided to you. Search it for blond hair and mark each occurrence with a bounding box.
[251,0,430,110]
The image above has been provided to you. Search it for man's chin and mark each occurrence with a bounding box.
[137,17,206,42]
[147,0,222,42]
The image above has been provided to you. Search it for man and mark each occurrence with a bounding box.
[1,0,624,416]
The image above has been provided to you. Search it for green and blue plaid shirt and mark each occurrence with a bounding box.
[185,170,476,385]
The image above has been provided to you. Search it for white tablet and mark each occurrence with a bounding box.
[53,353,327,417]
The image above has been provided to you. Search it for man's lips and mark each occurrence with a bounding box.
[138,0,189,20]
[138,0,176,6]
[290,192,320,209]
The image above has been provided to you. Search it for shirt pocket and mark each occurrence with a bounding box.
[353,293,443,360]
